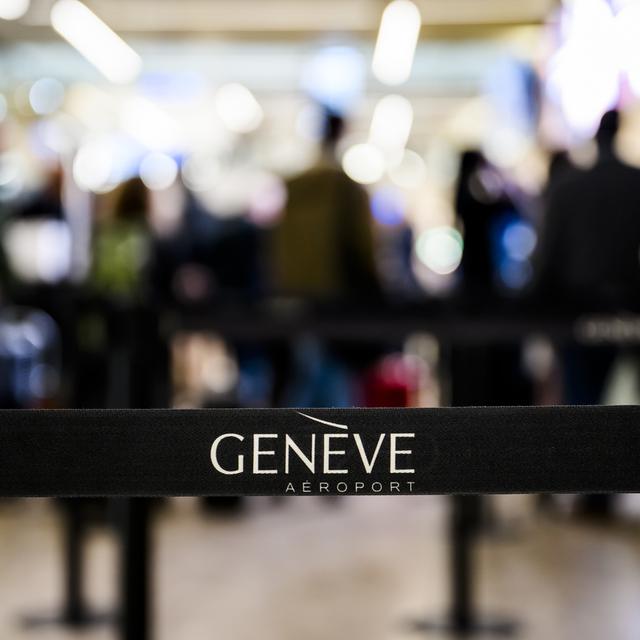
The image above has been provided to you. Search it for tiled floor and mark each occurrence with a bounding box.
[1,496,640,639]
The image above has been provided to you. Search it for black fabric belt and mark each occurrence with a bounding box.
[0,406,638,497]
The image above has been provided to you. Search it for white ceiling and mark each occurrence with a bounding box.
[0,0,551,154]
[3,0,554,38]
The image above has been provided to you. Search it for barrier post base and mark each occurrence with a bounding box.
[411,616,517,636]
[410,496,518,637]
[22,499,114,631]
[22,610,113,629]
[118,497,151,640]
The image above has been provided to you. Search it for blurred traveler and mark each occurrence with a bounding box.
[535,110,640,516]
[455,150,499,300]
[270,108,379,299]
[90,177,152,302]
[269,108,383,407]
[535,111,640,407]
[84,178,162,408]
[545,149,575,199]
[452,149,533,406]
[152,187,261,306]
[536,110,640,309]
[18,164,65,221]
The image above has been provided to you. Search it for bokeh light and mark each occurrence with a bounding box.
[139,152,179,191]
[72,137,117,193]
[415,226,463,275]
[371,186,406,225]
[29,78,65,116]
[372,0,421,86]
[341,143,386,185]
[0,0,29,20]
[121,96,182,152]
[388,149,426,189]
[301,46,365,113]
[369,94,414,157]
[544,0,640,138]
[502,220,537,262]
[3,220,72,284]
[616,1,640,96]
[248,172,287,226]
[181,154,220,192]
[0,152,25,201]
[215,83,264,134]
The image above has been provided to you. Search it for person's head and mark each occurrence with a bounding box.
[44,163,64,200]
[548,149,572,183]
[113,177,148,223]
[320,107,345,154]
[458,150,484,179]
[595,109,620,152]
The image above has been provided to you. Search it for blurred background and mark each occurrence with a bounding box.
[4,0,640,638]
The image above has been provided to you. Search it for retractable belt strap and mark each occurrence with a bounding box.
[0,406,637,497]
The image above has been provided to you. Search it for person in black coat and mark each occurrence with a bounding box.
[536,110,640,516]
[537,110,640,310]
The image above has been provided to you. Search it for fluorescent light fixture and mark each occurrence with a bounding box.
[369,94,414,156]
[50,0,142,84]
[0,0,30,20]
[372,0,421,86]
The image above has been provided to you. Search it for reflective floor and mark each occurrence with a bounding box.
[1,496,640,639]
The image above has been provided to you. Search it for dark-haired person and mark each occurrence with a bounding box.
[269,108,382,408]
[270,109,379,300]
[536,110,640,517]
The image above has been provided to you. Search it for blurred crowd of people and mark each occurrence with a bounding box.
[0,103,640,423]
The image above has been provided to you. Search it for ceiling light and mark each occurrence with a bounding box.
[372,0,421,86]
[51,0,142,84]
[0,0,30,21]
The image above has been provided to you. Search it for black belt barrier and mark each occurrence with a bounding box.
[1,405,639,497]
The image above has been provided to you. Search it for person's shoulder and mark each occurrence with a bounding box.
[287,164,329,183]
[614,158,640,179]
[587,153,640,173]
[547,167,587,201]
[288,163,354,189]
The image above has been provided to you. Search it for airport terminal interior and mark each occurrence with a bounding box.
[4,0,640,638]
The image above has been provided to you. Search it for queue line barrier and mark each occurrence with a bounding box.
[1,405,638,497]
[4,404,640,639]
[7,303,640,639]
[168,306,640,345]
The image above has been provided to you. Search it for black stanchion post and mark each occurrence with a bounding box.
[109,305,158,640]
[449,494,477,633]
[22,499,112,629]
[412,343,517,636]
[61,499,87,624]
[118,497,151,640]
[414,493,515,636]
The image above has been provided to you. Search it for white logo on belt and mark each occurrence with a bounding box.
[210,412,415,477]
[296,411,349,430]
